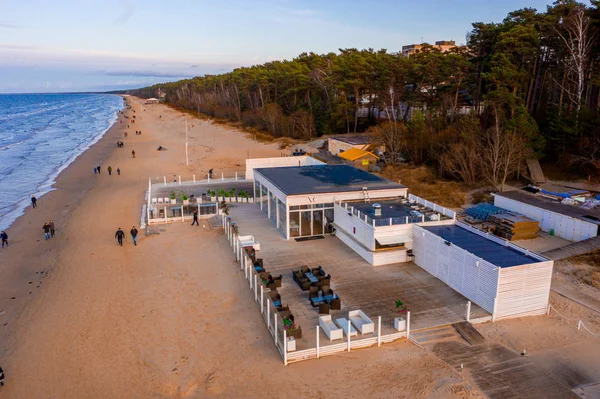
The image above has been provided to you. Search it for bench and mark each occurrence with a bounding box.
[319,315,343,341]
[348,310,374,334]
[335,318,357,337]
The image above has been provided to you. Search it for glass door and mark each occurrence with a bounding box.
[300,210,312,236]
[313,210,324,236]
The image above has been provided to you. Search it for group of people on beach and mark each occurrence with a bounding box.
[115,226,138,246]
[116,141,124,148]
[94,164,120,175]
[42,220,55,240]
[135,130,142,135]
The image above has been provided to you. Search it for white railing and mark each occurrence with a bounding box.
[408,194,456,219]
[220,212,423,365]
[150,171,247,188]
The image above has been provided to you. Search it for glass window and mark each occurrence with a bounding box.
[277,199,286,236]
[300,205,311,209]
[290,205,300,210]
[289,212,300,237]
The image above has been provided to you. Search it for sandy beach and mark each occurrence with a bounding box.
[1,96,598,399]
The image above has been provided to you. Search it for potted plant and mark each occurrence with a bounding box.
[393,300,408,331]
[180,191,189,205]
[238,189,249,203]
[206,189,216,202]
[170,191,177,204]
[220,201,229,215]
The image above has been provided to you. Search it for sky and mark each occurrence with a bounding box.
[0,0,564,93]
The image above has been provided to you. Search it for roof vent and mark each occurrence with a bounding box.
[373,203,382,217]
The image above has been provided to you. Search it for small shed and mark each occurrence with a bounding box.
[493,191,600,241]
[412,222,553,320]
[338,148,379,170]
[144,98,160,104]
[328,135,382,155]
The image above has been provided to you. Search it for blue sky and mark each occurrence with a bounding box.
[0,0,561,93]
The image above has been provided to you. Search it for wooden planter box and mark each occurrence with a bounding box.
[183,199,189,205]
[170,199,177,204]
[394,317,406,331]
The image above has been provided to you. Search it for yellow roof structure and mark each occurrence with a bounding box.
[338,147,379,161]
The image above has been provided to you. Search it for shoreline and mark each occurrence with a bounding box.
[0,97,286,398]
[0,94,124,232]
[0,97,127,360]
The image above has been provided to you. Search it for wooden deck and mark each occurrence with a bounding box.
[543,236,600,260]
[432,341,579,399]
[229,205,489,351]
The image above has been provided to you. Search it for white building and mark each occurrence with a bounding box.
[252,163,407,239]
[413,221,553,320]
[333,195,456,266]
[494,191,600,241]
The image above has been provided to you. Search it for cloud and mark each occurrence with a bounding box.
[190,64,200,68]
[113,0,136,25]
[0,44,37,50]
[0,22,20,28]
[98,70,197,78]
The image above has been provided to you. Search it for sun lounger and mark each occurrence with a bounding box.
[152,198,158,204]
[164,197,170,203]
[157,197,163,204]
[335,318,357,337]
[319,315,343,341]
[348,310,374,334]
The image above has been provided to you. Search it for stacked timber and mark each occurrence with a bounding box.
[489,214,539,241]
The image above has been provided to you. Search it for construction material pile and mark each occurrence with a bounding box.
[464,203,507,223]
[489,214,539,241]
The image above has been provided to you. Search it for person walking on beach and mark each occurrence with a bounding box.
[117,168,121,176]
[131,150,136,158]
[108,166,112,176]
[49,220,55,237]
[191,210,199,226]
[97,165,101,174]
[130,226,138,246]
[42,223,51,240]
[31,195,37,208]
[1,231,8,247]
[115,228,125,246]
[94,167,97,174]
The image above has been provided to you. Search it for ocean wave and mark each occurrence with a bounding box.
[0,94,124,231]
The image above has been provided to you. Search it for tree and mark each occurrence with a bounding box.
[368,121,406,166]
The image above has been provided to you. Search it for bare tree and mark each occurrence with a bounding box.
[555,5,596,120]
[570,136,600,179]
[481,113,527,191]
[440,143,481,186]
[368,121,405,166]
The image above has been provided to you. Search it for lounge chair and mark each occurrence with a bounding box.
[319,315,343,341]
[152,198,158,204]
[157,197,163,204]
[329,298,341,310]
[318,303,330,314]
[348,310,374,334]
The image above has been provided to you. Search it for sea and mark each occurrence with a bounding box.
[0,93,124,232]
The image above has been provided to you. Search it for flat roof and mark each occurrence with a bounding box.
[423,224,542,268]
[495,190,600,226]
[255,165,406,196]
[330,135,372,145]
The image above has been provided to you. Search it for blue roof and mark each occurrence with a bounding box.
[255,165,406,196]
[422,224,542,268]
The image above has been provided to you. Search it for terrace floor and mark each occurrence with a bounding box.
[228,204,489,351]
